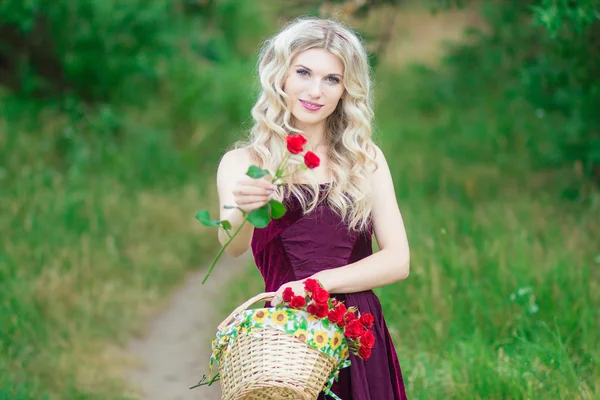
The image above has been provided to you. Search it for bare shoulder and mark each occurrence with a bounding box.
[217,147,254,182]
[219,147,253,169]
[370,143,389,176]
[372,143,386,163]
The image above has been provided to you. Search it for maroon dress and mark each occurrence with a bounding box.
[251,184,408,400]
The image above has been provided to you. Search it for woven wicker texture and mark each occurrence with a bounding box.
[217,293,338,400]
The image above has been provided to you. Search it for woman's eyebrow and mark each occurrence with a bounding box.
[295,64,344,78]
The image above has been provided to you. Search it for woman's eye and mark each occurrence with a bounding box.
[296,69,309,76]
[327,76,340,84]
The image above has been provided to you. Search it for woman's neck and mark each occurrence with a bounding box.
[292,119,327,148]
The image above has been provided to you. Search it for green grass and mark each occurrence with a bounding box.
[222,64,600,399]
[0,54,260,398]
[0,2,271,397]
[2,2,598,398]
[0,112,215,399]
[373,65,600,399]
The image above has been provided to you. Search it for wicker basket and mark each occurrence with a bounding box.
[216,292,339,400]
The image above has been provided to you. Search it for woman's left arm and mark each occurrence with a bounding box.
[312,145,410,294]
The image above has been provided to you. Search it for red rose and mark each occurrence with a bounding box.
[334,303,348,327]
[290,295,306,309]
[359,330,375,349]
[286,134,307,154]
[344,311,358,323]
[282,287,294,303]
[344,320,364,339]
[314,303,329,318]
[335,303,347,314]
[303,151,320,169]
[303,278,320,293]
[307,303,328,318]
[327,308,344,324]
[312,287,330,304]
[359,313,374,329]
[358,346,372,360]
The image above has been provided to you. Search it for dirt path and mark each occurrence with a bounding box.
[123,252,252,400]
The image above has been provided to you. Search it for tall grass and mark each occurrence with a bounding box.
[0,103,216,399]
[374,64,599,398]
[0,4,268,396]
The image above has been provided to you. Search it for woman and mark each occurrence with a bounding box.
[215,17,410,399]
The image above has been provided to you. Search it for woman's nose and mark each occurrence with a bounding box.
[308,79,322,98]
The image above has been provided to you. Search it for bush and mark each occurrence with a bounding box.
[0,0,267,104]
[437,0,600,184]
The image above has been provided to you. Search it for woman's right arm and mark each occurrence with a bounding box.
[216,148,276,257]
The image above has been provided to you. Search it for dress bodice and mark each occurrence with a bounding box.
[251,185,373,291]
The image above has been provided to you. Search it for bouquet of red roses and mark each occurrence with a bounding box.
[282,278,376,360]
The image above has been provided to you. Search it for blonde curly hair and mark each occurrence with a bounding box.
[235,17,378,231]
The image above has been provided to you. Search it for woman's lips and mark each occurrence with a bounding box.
[300,100,323,111]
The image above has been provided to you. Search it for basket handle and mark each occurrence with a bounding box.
[217,292,275,331]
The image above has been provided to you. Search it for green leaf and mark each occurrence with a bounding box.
[196,210,232,230]
[246,165,270,179]
[247,205,271,228]
[321,317,331,330]
[221,220,232,230]
[195,210,220,227]
[300,319,308,330]
[269,200,287,219]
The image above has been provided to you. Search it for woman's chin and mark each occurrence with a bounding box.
[291,113,327,127]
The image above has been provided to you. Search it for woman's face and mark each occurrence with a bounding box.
[283,48,345,129]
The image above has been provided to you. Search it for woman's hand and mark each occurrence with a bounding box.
[271,279,307,306]
[232,176,277,214]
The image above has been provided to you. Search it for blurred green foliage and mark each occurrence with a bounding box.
[1,0,599,398]
[0,0,266,102]
[435,0,600,185]
[0,0,270,188]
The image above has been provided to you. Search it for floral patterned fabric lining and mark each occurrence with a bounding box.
[210,306,352,400]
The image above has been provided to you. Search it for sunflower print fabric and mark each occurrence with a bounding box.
[209,306,352,400]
